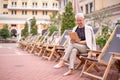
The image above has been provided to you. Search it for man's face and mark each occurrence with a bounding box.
[76,17,85,27]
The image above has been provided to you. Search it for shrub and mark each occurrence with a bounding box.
[49,26,58,36]
[0,24,10,39]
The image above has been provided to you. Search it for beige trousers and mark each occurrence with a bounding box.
[62,43,88,69]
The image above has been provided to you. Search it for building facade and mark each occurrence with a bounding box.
[78,0,120,26]
[0,0,59,36]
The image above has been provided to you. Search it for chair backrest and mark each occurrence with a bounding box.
[93,27,99,37]
[99,26,120,64]
[49,31,58,44]
[24,34,32,41]
[39,31,50,43]
[58,30,72,46]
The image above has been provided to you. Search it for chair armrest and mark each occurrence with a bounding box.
[81,56,98,62]
[87,49,101,54]
[109,52,120,56]
[87,49,102,58]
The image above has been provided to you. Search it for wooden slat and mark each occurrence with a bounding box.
[83,72,102,80]
[113,57,120,60]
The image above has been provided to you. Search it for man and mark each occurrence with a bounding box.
[54,13,96,76]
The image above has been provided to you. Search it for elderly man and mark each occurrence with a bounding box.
[54,13,96,76]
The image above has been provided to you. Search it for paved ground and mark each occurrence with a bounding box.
[0,43,119,80]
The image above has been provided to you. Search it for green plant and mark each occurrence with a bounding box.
[31,24,38,35]
[49,26,58,36]
[96,25,112,48]
[30,16,37,35]
[96,35,109,48]
[0,24,10,39]
[22,22,29,37]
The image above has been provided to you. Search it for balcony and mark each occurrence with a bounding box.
[7,6,59,11]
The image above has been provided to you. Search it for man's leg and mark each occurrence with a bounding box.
[54,43,74,68]
[62,43,74,61]
[69,48,78,69]
[72,43,88,53]
[63,48,78,76]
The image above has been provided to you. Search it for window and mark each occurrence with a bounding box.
[15,2,17,6]
[53,3,54,7]
[90,2,93,13]
[3,12,8,14]
[85,4,88,14]
[43,11,47,15]
[3,12,5,14]
[56,3,57,7]
[3,4,8,8]
[43,3,44,6]
[32,11,37,15]
[53,3,57,8]
[11,2,17,7]
[42,2,47,7]
[11,24,16,26]
[25,2,27,6]
[32,2,37,7]
[22,10,27,15]
[22,2,27,7]
[64,0,66,6]
[64,0,68,6]
[80,6,83,12]
[12,2,14,6]
[59,1,61,8]
[11,10,16,15]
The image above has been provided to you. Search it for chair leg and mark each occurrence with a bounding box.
[29,45,35,54]
[102,55,113,80]
[75,60,84,69]
[80,60,88,77]
[48,51,55,61]
[55,52,63,62]
[94,65,100,72]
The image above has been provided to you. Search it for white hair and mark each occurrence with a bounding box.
[75,13,84,19]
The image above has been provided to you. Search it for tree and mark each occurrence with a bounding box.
[50,12,62,36]
[61,1,75,34]
[0,24,10,39]
[30,16,38,35]
[22,22,29,37]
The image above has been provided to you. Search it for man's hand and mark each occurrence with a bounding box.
[70,39,76,43]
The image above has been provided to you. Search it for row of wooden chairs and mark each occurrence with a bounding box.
[18,30,72,61]
[18,26,120,80]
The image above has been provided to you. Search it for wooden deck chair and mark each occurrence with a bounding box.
[75,27,100,69]
[23,34,40,51]
[20,34,35,50]
[42,30,72,61]
[80,25,120,80]
[25,33,41,52]
[33,31,50,55]
[36,31,59,56]
[18,34,32,48]
[28,32,49,54]
[29,31,49,54]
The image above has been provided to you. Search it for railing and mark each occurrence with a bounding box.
[7,6,59,11]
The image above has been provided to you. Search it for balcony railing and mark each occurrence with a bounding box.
[7,6,59,11]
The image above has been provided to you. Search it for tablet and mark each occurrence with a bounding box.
[68,32,81,43]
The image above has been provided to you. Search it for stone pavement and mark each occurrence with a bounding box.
[0,43,119,80]
[0,43,90,80]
